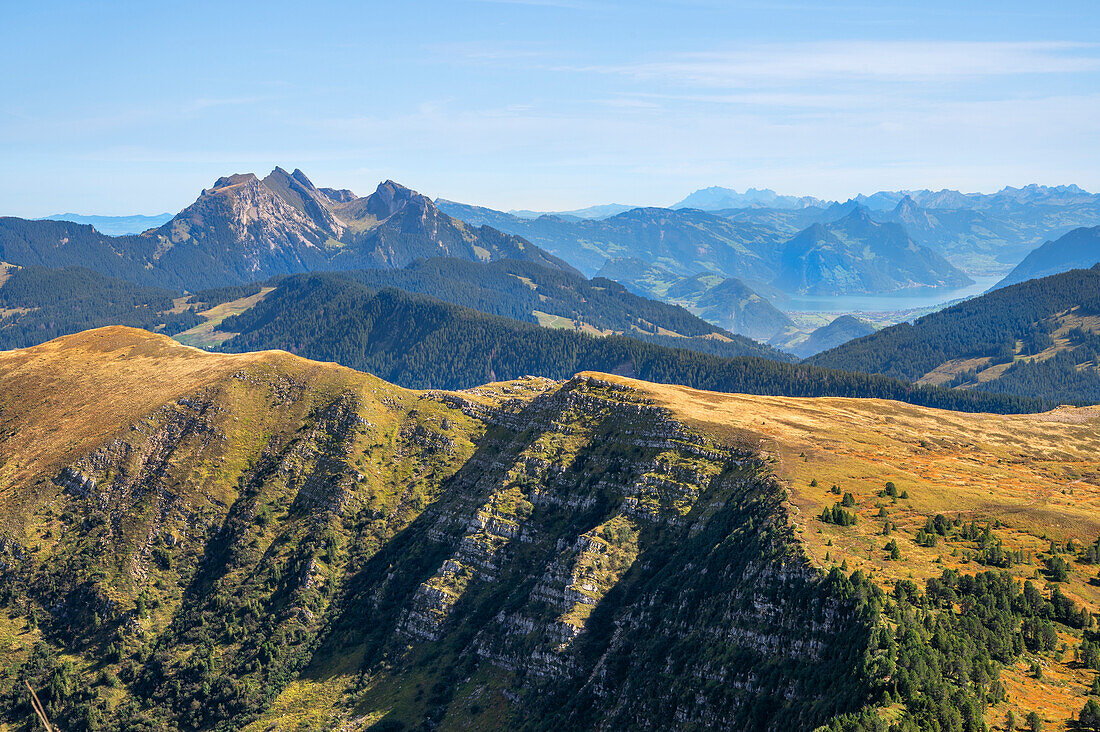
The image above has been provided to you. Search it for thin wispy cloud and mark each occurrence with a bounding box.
[3,1,1099,214]
[582,40,1100,86]
[187,96,271,112]
[470,0,610,8]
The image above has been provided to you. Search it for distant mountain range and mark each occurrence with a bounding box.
[437,200,785,280]
[508,203,636,219]
[38,212,173,235]
[675,183,1098,212]
[773,206,971,295]
[672,186,826,210]
[1,168,571,290]
[669,184,1100,277]
[992,225,1100,290]
[438,199,970,299]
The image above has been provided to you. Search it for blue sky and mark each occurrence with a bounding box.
[3,0,1099,216]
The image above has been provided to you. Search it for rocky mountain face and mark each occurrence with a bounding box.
[0,327,875,730]
[0,170,571,291]
[773,206,972,295]
[152,172,336,282]
[152,168,572,282]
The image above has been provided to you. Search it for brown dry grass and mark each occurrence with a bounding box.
[579,371,1100,729]
[0,326,386,527]
[917,356,993,385]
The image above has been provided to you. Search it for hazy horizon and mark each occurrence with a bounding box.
[4,0,1100,217]
[28,176,1100,220]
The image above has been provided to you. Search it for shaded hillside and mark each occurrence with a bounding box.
[993,226,1100,290]
[0,169,570,291]
[336,258,780,358]
[809,265,1100,402]
[0,218,163,285]
[213,272,1041,413]
[0,329,1096,731]
[0,256,781,361]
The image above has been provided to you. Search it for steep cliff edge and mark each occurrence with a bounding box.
[0,328,1097,731]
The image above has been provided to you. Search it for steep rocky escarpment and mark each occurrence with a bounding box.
[0,328,882,730]
[314,376,876,731]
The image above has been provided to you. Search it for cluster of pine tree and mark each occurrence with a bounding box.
[828,569,1099,732]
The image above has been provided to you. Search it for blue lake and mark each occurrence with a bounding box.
[783,275,1003,314]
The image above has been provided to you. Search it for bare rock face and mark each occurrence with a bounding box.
[261,166,348,240]
[139,168,570,281]
[0,334,876,732]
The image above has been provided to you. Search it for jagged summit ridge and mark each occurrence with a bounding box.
[0,167,575,289]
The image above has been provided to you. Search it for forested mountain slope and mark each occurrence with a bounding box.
[0,328,1096,731]
[0,257,777,361]
[0,264,202,349]
[334,258,776,357]
[211,272,1041,412]
[993,226,1100,290]
[809,265,1100,403]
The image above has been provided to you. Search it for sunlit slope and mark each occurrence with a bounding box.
[1,329,1097,731]
[594,372,1100,730]
[0,328,871,730]
[608,376,1100,540]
